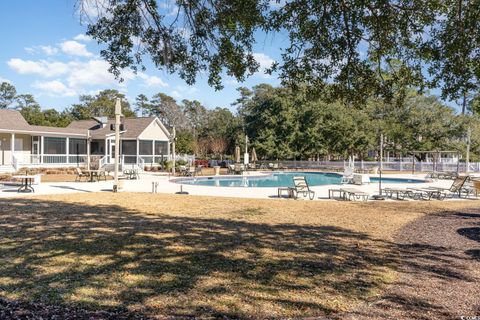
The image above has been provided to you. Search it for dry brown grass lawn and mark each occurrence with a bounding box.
[0,193,478,318]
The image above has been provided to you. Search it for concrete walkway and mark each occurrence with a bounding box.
[0,171,460,200]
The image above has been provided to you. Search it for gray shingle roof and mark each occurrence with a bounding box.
[67,117,158,139]
[0,109,31,130]
[0,110,86,136]
[0,110,165,139]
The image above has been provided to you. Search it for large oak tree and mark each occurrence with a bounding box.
[79,0,479,105]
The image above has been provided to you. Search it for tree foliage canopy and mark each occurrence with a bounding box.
[80,0,479,105]
[69,89,135,120]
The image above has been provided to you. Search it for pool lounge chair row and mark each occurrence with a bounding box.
[384,176,477,200]
[328,188,369,201]
[426,171,459,180]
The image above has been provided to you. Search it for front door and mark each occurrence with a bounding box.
[32,140,40,163]
[109,141,116,163]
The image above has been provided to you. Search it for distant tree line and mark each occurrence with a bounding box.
[1,80,480,161]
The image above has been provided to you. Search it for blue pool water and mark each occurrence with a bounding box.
[174,172,424,188]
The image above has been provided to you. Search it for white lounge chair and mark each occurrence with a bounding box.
[341,166,354,184]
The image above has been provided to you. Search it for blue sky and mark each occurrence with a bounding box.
[0,0,282,113]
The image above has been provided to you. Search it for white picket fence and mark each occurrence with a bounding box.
[256,160,480,172]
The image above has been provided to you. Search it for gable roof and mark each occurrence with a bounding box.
[0,109,170,140]
[0,109,86,136]
[67,116,170,139]
[0,109,31,130]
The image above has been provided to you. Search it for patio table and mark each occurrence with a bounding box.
[278,187,294,198]
[13,175,35,193]
[83,170,100,182]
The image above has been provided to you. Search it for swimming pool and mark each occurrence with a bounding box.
[174,172,424,188]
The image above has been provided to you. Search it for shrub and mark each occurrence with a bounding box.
[177,160,188,166]
[195,159,209,167]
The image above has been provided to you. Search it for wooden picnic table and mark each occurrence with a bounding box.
[12,175,36,193]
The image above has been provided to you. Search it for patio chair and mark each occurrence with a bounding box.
[227,164,235,174]
[427,175,470,198]
[185,166,196,177]
[407,187,445,200]
[179,165,188,176]
[340,188,369,201]
[382,187,423,200]
[292,176,315,200]
[97,167,108,181]
[441,171,459,180]
[341,167,354,184]
[234,163,244,175]
[425,171,439,180]
[194,166,203,176]
[75,167,89,182]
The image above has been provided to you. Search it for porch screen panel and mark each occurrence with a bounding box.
[44,137,66,154]
[69,138,87,154]
[155,141,168,155]
[121,140,136,155]
[139,140,153,155]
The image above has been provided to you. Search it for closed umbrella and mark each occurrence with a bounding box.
[235,146,241,163]
[251,148,258,163]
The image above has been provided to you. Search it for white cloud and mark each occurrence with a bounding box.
[65,59,135,89]
[137,72,168,87]
[253,52,275,78]
[7,59,69,77]
[170,85,198,99]
[32,80,76,97]
[269,0,286,8]
[0,76,11,83]
[73,34,92,42]
[60,40,93,57]
[39,45,59,56]
[225,78,239,86]
[8,57,137,94]
[25,47,36,54]
[158,0,179,16]
[77,0,111,18]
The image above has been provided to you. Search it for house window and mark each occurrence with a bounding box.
[121,140,136,155]
[44,137,66,154]
[69,138,87,154]
[139,140,153,155]
[14,138,23,151]
[155,141,168,155]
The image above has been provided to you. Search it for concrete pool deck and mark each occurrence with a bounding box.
[0,171,473,200]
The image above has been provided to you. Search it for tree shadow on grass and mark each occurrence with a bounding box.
[0,198,477,319]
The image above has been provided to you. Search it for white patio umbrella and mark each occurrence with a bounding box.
[235,146,241,163]
[251,148,258,163]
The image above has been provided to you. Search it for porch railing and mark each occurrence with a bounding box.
[17,154,88,165]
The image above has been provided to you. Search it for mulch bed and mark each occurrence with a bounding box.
[0,298,153,320]
[342,208,480,319]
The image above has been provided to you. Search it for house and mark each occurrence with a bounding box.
[0,109,171,173]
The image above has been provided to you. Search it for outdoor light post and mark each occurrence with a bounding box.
[86,129,91,170]
[113,98,122,192]
[171,126,176,175]
[244,135,249,165]
[373,106,386,200]
[379,132,384,196]
[466,127,471,174]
